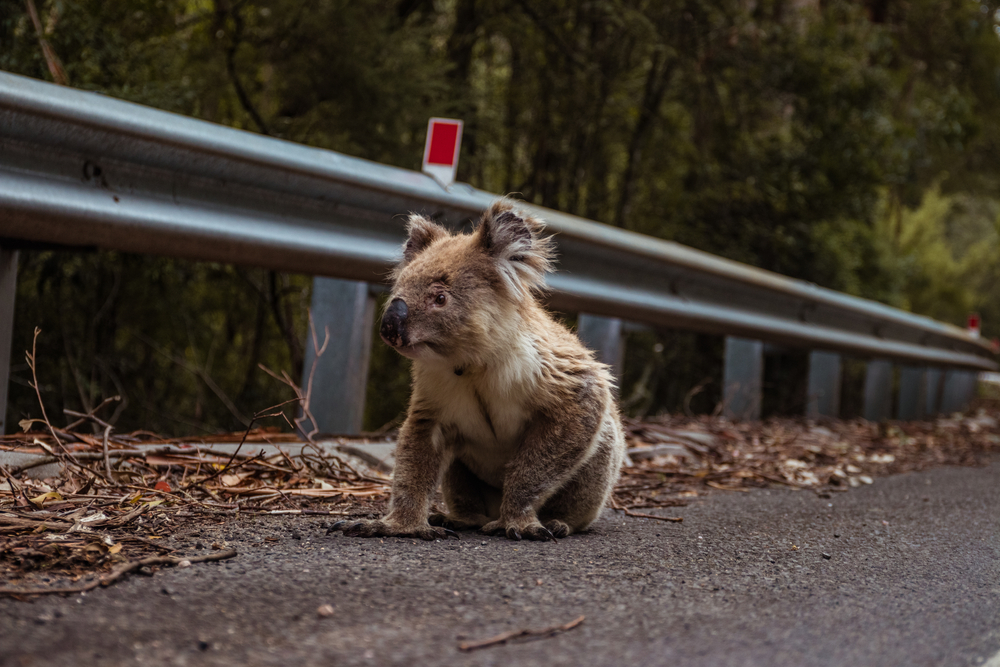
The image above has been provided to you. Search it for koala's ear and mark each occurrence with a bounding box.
[402,214,448,263]
[475,200,555,296]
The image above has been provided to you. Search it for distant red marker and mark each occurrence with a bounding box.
[422,118,463,187]
[968,312,980,338]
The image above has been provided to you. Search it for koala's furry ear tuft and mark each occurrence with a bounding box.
[476,199,555,297]
[402,214,448,264]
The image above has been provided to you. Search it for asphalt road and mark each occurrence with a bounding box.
[2,459,999,667]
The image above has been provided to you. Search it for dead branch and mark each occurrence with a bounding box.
[0,548,238,597]
[183,399,302,490]
[610,496,683,523]
[458,615,585,652]
[752,472,810,489]
[616,508,684,523]
[258,313,330,443]
[3,447,215,475]
[25,328,73,461]
[63,395,121,431]
[24,0,69,85]
[322,443,392,475]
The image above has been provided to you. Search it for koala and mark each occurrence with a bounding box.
[334,200,626,541]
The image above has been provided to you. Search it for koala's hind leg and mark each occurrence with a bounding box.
[539,415,624,536]
[428,459,497,530]
[480,386,614,541]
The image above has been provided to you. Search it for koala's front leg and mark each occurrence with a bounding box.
[336,417,456,541]
[480,414,596,542]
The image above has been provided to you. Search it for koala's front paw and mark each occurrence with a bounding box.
[480,518,557,542]
[332,519,458,541]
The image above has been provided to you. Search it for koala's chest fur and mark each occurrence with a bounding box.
[417,357,540,488]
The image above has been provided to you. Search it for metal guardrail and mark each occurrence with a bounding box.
[0,71,994,429]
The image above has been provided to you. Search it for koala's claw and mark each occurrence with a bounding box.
[480,520,558,542]
[502,525,558,541]
[543,519,571,539]
[340,520,379,537]
[520,525,557,542]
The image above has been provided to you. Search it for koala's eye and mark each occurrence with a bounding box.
[434,293,447,306]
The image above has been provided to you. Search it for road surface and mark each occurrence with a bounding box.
[2,459,998,666]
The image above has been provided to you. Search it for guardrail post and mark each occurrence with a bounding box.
[806,351,841,418]
[863,359,893,421]
[939,369,978,415]
[0,247,16,435]
[723,337,763,420]
[925,368,944,416]
[576,314,624,380]
[300,277,375,435]
[896,366,928,421]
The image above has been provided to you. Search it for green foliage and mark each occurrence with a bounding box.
[880,187,1000,338]
[3,0,1000,430]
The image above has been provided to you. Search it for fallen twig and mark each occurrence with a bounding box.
[63,396,121,432]
[610,496,683,523]
[186,399,303,491]
[333,443,393,474]
[101,424,114,479]
[63,408,119,481]
[4,447,195,475]
[258,508,353,515]
[617,508,684,523]
[752,472,810,489]
[259,313,330,443]
[120,534,177,552]
[458,615,585,652]
[25,328,75,463]
[0,548,238,597]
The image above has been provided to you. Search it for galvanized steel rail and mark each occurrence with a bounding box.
[0,71,994,375]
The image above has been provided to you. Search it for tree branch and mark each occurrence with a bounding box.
[215,0,270,135]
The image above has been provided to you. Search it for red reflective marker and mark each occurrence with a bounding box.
[422,118,463,187]
[968,312,981,338]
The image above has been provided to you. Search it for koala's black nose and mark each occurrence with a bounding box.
[380,298,409,347]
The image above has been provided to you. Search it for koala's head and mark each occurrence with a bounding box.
[380,200,554,364]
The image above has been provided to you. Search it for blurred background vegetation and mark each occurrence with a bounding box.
[2,0,1000,434]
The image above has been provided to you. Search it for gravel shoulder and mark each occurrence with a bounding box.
[2,459,999,667]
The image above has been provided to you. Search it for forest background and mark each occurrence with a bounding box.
[2,0,1000,435]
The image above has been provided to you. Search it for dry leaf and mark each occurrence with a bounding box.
[29,491,64,505]
[220,474,242,487]
[19,418,45,433]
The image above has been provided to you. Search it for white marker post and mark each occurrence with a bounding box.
[422,118,463,188]
[968,312,981,338]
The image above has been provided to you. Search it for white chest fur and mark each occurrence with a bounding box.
[414,346,540,487]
